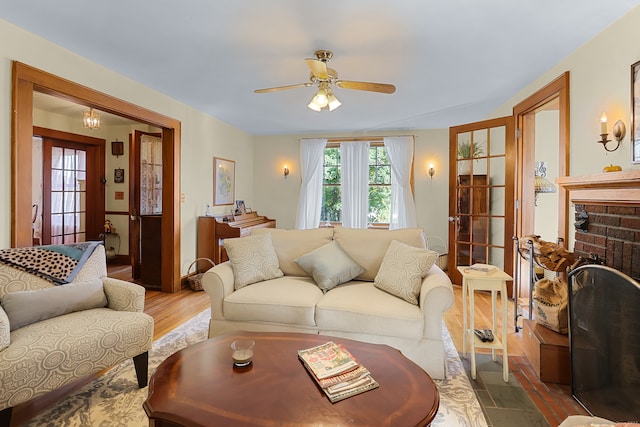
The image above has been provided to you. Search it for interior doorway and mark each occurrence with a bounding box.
[32,127,107,246]
[130,130,163,289]
[11,61,182,293]
[513,72,570,301]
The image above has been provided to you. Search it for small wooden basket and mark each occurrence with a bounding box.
[186,258,215,291]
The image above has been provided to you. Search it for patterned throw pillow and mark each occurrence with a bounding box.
[374,240,439,305]
[295,241,365,293]
[223,233,284,290]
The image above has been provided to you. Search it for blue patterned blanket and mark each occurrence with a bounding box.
[0,241,101,285]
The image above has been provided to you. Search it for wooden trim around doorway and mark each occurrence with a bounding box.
[12,61,182,293]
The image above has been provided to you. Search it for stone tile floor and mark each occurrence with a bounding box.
[461,353,588,427]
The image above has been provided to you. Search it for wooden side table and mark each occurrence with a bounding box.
[457,266,512,382]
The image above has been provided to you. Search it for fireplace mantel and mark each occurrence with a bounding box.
[556,170,640,205]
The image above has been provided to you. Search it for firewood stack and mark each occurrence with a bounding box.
[518,235,575,272]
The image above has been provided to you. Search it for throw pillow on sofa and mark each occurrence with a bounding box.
[295,241,365,293]
[1,278,108,331]
[374,240,439,305]
[224,233,284,289]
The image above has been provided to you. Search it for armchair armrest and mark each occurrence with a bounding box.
[103,278,145,312]
[419,265,455,340]
[201,262,235,321]
[0,306,9,351]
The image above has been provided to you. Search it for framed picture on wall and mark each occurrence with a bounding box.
[114,168,125,183]
[632,60,640,163]
[214,157,235,206]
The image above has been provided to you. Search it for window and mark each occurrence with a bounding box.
[320,143,392,225]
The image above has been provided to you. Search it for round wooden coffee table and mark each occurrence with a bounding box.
[143,332,439,426]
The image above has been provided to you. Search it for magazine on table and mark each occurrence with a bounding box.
[298,341,379,403]
[464,263,497,275]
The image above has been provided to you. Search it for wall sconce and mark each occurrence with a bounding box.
[111,140,124,157]
[283,165,290,178]
[598,112,626,152]
[428,164,435,180]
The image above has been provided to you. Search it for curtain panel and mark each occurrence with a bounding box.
[341,142,370,228]
[383,136,418,230]
[295,138,327,229]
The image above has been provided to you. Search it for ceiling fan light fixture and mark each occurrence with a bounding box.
[312,88,329,108]
[327,93,341,111]
[307,99,322,112]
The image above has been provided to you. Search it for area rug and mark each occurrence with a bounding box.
[27,310,487,426]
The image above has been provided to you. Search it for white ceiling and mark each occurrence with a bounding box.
[3,1,640,135]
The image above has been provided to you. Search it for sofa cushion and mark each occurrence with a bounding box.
[223,276,323,327]
[374,240,439,305]
[251,228,334,277]
[1,278,108,331]
[315,281,424,339]
[223,233,284,289]
[333,227,426,281]
[295,241,365,293]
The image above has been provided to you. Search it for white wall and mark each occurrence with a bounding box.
[534,110,560,241]
[490,5,640,175]
[0,19,254,273]
[252,129,451,244]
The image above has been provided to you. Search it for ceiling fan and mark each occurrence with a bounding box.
[254,50,396,112]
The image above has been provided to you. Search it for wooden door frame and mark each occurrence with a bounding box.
[11,61,182,293]
[35,127,106,243]
[513,72,570,246]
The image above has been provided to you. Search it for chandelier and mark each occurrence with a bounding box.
[83,108,101,129]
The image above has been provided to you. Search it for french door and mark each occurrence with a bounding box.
[41,137,104,245]
[448,117,515,292]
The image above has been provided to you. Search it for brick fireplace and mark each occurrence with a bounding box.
[572,204,640,280]
[557,170,640,280]
[557,170,640,421]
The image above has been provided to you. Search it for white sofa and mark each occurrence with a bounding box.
[201,227,454,379]
[0,244,154,425]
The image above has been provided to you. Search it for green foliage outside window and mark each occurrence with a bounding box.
[320,145,391,225]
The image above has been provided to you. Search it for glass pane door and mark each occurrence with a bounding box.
[50,146,87,244]
[449,117,515,287]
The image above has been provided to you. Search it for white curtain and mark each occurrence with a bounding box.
[384,136,418,229]
[341,142,369,228]
[295,138,327,229]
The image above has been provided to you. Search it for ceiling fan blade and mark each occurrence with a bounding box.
[336,80,396,94]
[254,83,313,93]
[305,59,328,79]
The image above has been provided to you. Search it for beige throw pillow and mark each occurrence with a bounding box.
[295,241,365,293]
[224,233,284,290]
[374,240,439,305]
[1,278,108,331]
